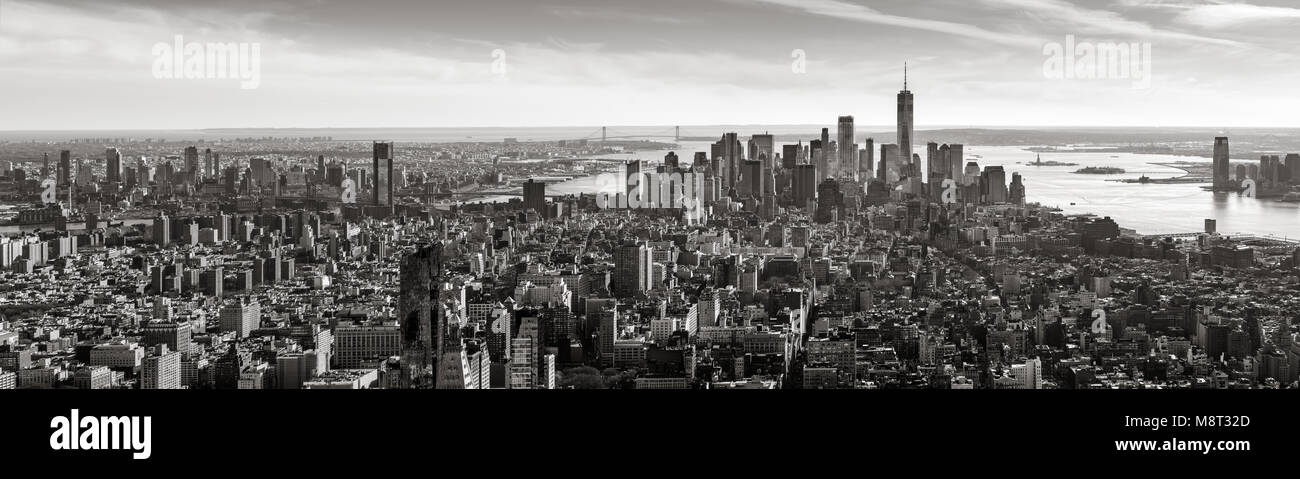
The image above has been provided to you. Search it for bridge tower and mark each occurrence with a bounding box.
[601,127,607,144]
[675,126,680,142]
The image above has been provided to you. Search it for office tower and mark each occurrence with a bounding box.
[880,144,901,183]
[793,164,817,209]
[748,133,774,169]
[1285,153,1300,184]
[509,337,535,389]
[782,143,800,169]
[948,144,965,181]
[623,160,643,206]
[182,146,200,183]
[741,160,762,198]
[981,166,1008,204]
[596,306,617,367]
[897,64,914,177]
[927,142,940,182]
[373,141,394,206]
[58,150,71,186]
[860,137,874,180]
[143,321,192,356]
[837,116,855,179]
[1009,172,1026,205]
[74,158,92,186]
[523,179,546,218]
[276,352,318,389]
[1213,137,1231,191]
[692,152,709,170]
[815,178,843,224]
[810,139,826,182]
[200,268,223,298]
[153,214,170,246]
[398,243,442,388]
[205,149,216,178]
[42,152,50,178]
[220,300,260,339]
[1022,358,1043,389]
[105,148,121,184]
[141,348,182,389]
[613,242,650,298]
[663,151,679,170]
[714,133,741,190]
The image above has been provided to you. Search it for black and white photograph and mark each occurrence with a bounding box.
[0,0,1295,465]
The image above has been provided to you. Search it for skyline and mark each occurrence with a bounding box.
[0,0,1299,130]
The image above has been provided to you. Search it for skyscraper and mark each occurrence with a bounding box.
[141,348,182,390]
[860,138,874,180]
[219,301,260,339]
[613,242,649,298]
[105,148,122,184]
[781,143,800,169]
[837,116,855,178]
[184,146,200,178]
[1213,137,1231,191]
[373,141,394,205]
[748,133,774,169]
[741,160,762,198]
[880,143,901,184]
[981,166,1008,204]
[1009,172,1026,205]
[523,179,547,218]
[398,243,442,388]
[719,133,741,190]
[58,150,71,186]
[793,164,818,209]
[153,214,170,246]
[897,64,914,179]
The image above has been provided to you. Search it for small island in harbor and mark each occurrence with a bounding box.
[1018,154,1078,167]
[1073,166,1126,175]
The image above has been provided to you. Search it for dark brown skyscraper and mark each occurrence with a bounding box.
[399,243,442,388]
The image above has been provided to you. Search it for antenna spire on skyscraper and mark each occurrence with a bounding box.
[904,62,908,90]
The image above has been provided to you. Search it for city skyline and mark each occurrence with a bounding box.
[1,0,1300,130]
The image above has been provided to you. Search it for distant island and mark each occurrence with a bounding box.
[1073,166,1126,175]
[1020,154,1078,167]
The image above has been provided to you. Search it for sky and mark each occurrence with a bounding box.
[0,0,1298,130]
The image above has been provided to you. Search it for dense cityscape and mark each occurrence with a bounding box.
[1,69,1298,391]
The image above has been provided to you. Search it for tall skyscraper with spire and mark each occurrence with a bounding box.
[897,63,914,180]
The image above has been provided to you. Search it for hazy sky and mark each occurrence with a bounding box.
[0,0,1298,130]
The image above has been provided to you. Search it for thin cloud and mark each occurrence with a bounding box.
[549,7,691,25]
[980,0,1243,47]
[1174,3,1300,29]
[733,0,1042,47]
